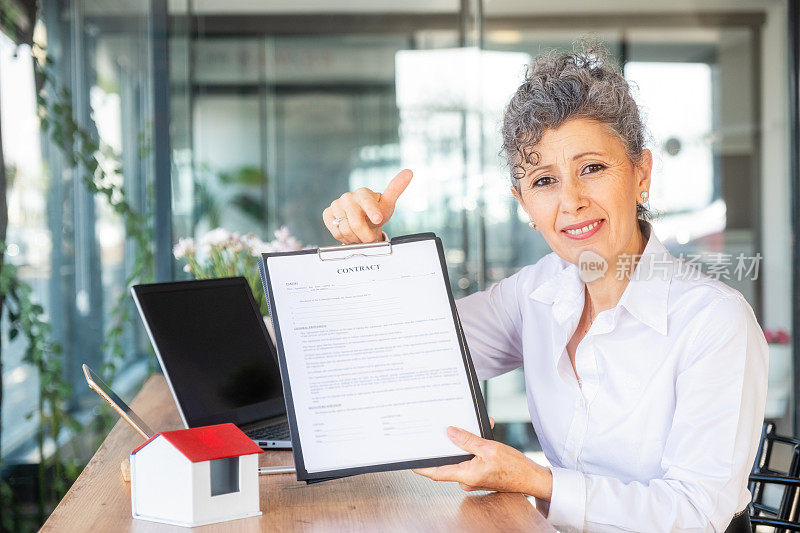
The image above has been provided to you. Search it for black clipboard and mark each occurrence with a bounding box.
[259,233,493,483]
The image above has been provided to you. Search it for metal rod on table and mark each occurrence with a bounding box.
[259,466,295,475]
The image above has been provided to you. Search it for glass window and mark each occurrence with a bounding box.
[0,0,156,464]
[0,32,46,456]
[169,23,462,252]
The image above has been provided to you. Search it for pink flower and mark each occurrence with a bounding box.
[763,327,791,345]
[241,233,270,255]
[199,228,232,248]
[173,237,196,259]
[268,226,302,252]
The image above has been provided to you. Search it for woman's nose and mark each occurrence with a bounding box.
[559,179,588,213]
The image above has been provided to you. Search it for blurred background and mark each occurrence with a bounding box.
[0,0,797,529]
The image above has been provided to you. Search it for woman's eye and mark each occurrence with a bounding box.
[582,163,606,175]
[531,176,555,188]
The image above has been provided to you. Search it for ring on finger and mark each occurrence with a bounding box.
[332,216,345,227]
[334,216,356,242]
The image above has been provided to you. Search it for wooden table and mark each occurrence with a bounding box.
[43,375,554,532]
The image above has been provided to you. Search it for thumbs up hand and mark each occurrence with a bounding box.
[323,169,413,244]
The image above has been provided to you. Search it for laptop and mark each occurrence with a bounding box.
[131,277,291,449]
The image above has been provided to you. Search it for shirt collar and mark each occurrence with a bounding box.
[529,221,672,335]
[529,260,584,324]
[618,221,672,336]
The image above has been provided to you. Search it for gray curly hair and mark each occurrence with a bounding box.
[501,42,649,217]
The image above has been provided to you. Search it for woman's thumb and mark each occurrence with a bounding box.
[381,169,413,205]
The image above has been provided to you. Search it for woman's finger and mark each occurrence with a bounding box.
[353,188,383,225]
[413,462,467,482]
[340,194,380,243]
[329,202,359,244]
[323,206,346,243]
[382,169,413,205]
[489,417,495,429]
[412,467,437,479]
[447,426,488,455]
[336,217,359,244]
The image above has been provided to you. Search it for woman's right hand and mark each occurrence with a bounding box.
[322,169,413,244]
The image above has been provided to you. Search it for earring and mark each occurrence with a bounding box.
[640,191,649,203]
[528,220,538,230]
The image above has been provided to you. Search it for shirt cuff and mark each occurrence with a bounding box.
[547,466,587,532]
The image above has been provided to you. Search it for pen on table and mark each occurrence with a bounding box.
[259,466,295,475]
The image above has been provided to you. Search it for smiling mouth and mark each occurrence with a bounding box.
[561,219,604,239]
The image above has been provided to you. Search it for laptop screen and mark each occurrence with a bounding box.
[133,278,285,428]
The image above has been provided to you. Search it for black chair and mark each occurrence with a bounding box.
[748,422,800,531]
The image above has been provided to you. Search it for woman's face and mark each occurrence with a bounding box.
[512,117,652,268]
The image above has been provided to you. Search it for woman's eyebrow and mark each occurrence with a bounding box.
[528,163,553,173]
[572,151,604,160]
[526,151,605,174]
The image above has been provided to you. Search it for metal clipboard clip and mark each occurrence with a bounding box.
[316,240,393,261]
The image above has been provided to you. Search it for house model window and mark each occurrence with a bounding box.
[210,456,240,496]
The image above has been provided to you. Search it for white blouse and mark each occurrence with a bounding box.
[455,223,768,532]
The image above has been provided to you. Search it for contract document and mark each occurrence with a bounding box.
[260,233,492,482]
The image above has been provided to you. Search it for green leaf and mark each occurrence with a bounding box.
[218,165,267,186]
[231,194,267,223]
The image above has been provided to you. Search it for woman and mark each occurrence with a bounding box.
[321,45,767,532]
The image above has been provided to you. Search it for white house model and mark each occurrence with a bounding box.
[130,422,263,527]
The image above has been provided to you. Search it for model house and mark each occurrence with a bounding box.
[130,423,263,527]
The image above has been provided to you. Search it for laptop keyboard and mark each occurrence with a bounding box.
[247,422,290,441]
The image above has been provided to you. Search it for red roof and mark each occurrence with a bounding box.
[131,423,263,463]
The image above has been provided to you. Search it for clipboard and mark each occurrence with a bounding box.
[259,233,493,483]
